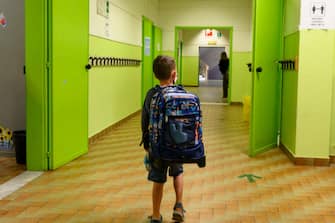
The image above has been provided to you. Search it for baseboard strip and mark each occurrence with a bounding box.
[279,144,330,166]
[89,110,141,145]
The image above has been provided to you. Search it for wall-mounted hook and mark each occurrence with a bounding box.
[246,63,252,72]
[93,57,98,66]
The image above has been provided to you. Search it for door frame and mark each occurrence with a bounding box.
[174,26,233,103]
[26,0,89,170]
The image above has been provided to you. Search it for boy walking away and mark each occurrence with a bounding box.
[141,55,205,223]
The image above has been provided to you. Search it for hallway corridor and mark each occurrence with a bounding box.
[186,80,227,104]
[1,104,335,222]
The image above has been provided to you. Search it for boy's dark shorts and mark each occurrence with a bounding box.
[148,158,183,183]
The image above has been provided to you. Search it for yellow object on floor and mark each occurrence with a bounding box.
[0,125,13,149]
[243,96,251,122]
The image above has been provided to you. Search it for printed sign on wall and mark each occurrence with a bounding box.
[97,0,110,18]
[144,37,151,56]
[0,12,7,28]
[205,29,213,37]
[300,0,335,29]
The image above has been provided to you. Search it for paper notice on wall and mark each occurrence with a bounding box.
[97,0,110,18]
[0,12,7,28]
[144,37,151,56]
[300,0,335,29]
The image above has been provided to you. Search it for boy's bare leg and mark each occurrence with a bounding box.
[173,173,183,206]
[152,182,164,220]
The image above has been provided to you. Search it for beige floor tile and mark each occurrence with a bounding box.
[1,85,335,222]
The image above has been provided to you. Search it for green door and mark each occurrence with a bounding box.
[49,0,89,169]
[249,0,283,156]
[26,0,89,170]
[142,17,154,103]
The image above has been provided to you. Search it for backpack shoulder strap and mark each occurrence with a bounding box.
[175,84,186,92]
[154,84,161,91]
[150,85,165,110]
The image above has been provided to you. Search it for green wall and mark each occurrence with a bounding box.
[230,52,252,102]
[330,33,335,156]
[281,0,335,160]
[281,32,299,155]
[182,56,199,86]
[295,30,335,158]
[89,36,141,137]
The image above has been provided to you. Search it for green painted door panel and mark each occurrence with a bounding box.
[281,33,299,154]
[182,56,199,86]
[250,0,283,156]
[50,0,89,169]
[142,17,153,103]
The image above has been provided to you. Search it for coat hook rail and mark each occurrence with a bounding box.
[85,56,142,70]
[278,59,296,71]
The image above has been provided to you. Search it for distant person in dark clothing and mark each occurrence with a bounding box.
[218,52,229,98]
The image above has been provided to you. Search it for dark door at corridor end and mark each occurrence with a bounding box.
[199,47,225,81]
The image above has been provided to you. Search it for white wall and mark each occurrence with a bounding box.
[182,29,230,56]
[158,0,253,52]
[90,0,159,46]
[283,0,300,36]
[0,0,25,131]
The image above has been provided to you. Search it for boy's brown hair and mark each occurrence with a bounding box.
[153,55,176,81]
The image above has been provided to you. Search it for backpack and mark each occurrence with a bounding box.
[149,85,206,167]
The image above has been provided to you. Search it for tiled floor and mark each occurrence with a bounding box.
[0,156,26,185]
[186,80,227,104]
[1,86,335,222]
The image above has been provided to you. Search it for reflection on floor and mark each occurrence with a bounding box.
[0,171,43,200]
[185,80,227,104]
[1,105,335,222]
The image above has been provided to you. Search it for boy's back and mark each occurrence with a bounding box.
[141,55,205,223]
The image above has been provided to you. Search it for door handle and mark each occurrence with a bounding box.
[256,67,262,73]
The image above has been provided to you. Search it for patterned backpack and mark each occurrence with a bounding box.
[149,85,206,167]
